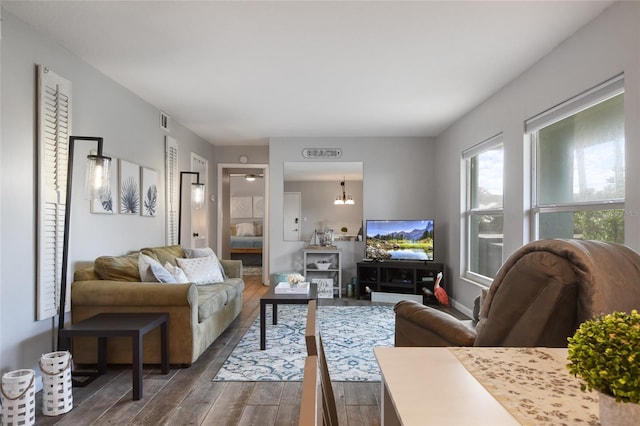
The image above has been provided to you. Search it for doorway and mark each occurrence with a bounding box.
[217,163,269,284]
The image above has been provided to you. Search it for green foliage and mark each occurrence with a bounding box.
[573,210,624,243]
[567,310,640,403]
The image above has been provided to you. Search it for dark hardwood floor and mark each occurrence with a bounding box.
[34,276,467,425]
[33,276,377,425]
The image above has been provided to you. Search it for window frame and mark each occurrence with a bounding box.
[528,75,625,241]
[462,133,504,286]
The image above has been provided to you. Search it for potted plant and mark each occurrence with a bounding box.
[567,310,640,425]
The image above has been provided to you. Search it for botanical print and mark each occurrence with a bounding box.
[90,154,118,214]
[119,159,140,215]
[141,167,158,217]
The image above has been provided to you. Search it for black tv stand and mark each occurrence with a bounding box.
[357,260,445,304]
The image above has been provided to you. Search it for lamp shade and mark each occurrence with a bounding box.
[84,154,111,200]
[191,182,205,209]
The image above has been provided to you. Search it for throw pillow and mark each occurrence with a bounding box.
[236,222,255,237]
[254,221,263,236]
[176,255,225,285]
[150,262,177,283]
[164,262,190,284]
[95,253,141,281]
[138,253,163,282]
[183,247,227,279]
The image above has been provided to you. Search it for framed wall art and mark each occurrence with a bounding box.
[119,159,140,215]
[253,196,264,218]
[141,167,158,217]
[231,196,253,219]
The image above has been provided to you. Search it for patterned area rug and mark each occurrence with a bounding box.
[213,304,394,382]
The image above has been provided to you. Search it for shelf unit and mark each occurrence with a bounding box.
[303,248,342,298]
[356,260,444,304]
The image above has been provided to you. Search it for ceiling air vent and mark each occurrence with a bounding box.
[160,111,170,131]
[302,148,342,159]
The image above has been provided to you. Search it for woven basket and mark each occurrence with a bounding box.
[39,351,73,416]
[1,369,36,426]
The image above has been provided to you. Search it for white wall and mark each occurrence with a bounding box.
[269,137,436,283]
[434,1,640,311]
[0,11,213,376]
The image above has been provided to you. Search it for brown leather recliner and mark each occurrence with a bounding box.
[394,239,640,347]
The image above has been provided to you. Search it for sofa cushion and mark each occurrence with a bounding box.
[195,278,245,322]
[140,245,185,267]
[94,253,141,281]
[196,285,229,322]
[177,256,225,284]
[214,278,245,302]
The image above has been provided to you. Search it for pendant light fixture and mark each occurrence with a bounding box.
[334,178,355,205]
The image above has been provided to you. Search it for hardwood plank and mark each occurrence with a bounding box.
[238,405,279,426]
[91,379,167,425]
[346,405,381,426]
[200,382,256,426]
[274,382,303,425]
[343,381,380,405]
[279,381,302,404]
[162,381,227,425]
[333,382,348,426]
[247,382,284,405]
[51,371,134,425]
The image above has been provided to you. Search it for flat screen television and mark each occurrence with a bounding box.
[365,219,434,261]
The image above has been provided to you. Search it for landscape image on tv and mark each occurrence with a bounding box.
[366,220,434,261]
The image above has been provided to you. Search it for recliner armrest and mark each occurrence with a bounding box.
[394,300,477,347]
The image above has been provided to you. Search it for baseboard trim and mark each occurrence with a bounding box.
[450,297,473,319]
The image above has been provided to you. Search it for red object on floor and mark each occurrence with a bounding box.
[433,272,449,306]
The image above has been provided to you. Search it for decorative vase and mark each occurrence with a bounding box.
[599,392,640,426]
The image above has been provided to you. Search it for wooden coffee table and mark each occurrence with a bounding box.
[59,312,169,400]
[260,283,317,350]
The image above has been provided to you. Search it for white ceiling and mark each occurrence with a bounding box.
[4,1,614,146]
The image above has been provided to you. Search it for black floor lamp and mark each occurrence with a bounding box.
[178,171,205,245]
[57,136,112,350]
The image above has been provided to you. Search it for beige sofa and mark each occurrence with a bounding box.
[71,245,243,366]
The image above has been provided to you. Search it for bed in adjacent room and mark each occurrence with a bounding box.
[230,222,263,255]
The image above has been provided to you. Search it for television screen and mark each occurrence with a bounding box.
[366,220,434,261]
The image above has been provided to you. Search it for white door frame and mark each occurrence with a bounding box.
[217,163,269,285]
[191,153,209,248]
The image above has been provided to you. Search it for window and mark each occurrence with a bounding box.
[463,135,504,283]
[528,76,625,243]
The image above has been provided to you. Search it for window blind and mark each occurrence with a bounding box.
[165,136,179,245]
[524,74,624,134]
